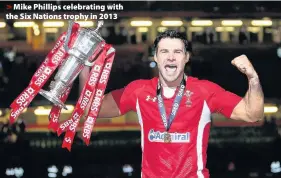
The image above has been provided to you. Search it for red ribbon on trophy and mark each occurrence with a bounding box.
[9,21,116,151]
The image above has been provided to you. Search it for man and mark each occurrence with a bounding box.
[80,30,264,178]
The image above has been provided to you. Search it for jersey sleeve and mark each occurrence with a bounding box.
[200,80,243,118]
[111,80,143,115]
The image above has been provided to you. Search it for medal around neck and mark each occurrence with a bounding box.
[157,75,187,143]
[164,132,172,143]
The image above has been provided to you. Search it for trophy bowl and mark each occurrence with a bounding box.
[39,21,105,110]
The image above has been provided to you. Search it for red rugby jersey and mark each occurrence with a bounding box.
[111,76,242,178]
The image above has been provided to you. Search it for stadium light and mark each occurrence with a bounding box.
[138,27,148,33]
[157,27,168,33]
[0,22,6,28]
[216,27,235,32]
[43,21,64,27]
[45,28,59,33]
[161,20,183,26]
[76,21,94,27]
[264,106,278,113]
[247,27,260,33]
[130,21,152,27]
[191,20,213,26]
[251,20,272,26]
[221,20,243,26]
[14,21,35,28]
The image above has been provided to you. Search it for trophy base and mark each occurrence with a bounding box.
[39,89,68,110]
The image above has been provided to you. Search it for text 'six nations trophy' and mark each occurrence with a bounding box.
[9,20,116,151]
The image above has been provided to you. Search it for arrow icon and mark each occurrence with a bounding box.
[6,5,12,10]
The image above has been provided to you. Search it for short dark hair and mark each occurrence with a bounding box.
[153,30,192,55]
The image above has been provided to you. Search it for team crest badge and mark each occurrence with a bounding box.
[184,90,193,107]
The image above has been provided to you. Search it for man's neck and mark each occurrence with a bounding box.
[159,73,185,88]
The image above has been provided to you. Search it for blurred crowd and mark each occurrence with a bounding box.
[0,47,38,107]
[0,117,25,144]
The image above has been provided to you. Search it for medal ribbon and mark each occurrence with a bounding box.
[157,75,186,132]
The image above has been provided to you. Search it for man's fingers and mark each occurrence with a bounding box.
[231,55,258,78]
[231,54,249,67]
[231,59,241,67]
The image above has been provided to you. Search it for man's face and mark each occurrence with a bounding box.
[154,38,189,83]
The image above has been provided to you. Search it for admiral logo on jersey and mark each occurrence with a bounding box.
[148,129,190,143]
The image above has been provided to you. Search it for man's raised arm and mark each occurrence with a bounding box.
[230,55,264,122]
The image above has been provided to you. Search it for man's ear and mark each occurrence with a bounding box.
[154,51,158,63]
[185,52,190,63]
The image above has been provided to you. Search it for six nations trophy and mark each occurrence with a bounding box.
[39,20,105,110]
[9,20,116,151]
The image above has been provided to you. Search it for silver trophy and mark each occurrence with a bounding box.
[39,21,105,110]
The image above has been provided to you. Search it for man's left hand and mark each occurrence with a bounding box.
[231,55,258,79]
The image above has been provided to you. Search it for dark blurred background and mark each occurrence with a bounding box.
[1,1,281,178]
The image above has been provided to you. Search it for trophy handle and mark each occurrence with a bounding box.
[107,47,115,55]
[84,46,115,67]
[84,60,95,67]
[64,21,75,52]
[84,41,105,67]
[94,20,104,33]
